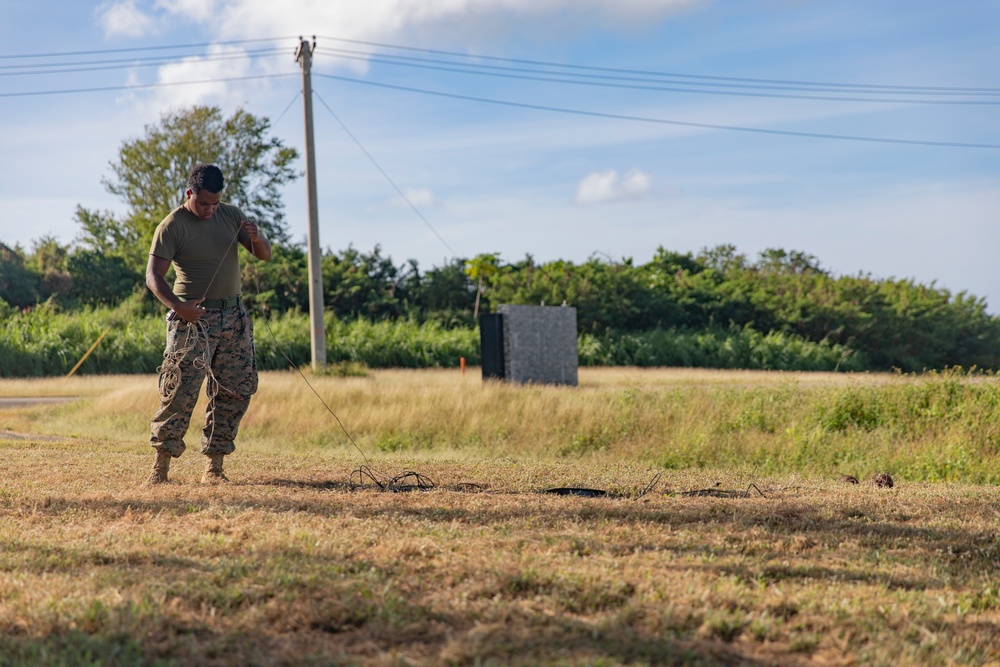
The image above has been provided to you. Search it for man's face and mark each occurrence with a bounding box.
[186,189,222,220]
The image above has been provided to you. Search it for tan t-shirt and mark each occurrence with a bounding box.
[149,202,249,300]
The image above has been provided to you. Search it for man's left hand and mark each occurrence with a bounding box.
[240,219,272,261]
[241,219,260,242]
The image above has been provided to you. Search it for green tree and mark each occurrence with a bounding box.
[322,245,403,320]
[409,258,476,325]
[754,248,826,275]
[0,242,41,308]
[241,243,309,314]
[77,105,298,270]
[66,251,140,306]
[464,252,501,320]
[696,244,747,275]
[26,235,72,298]
[74,206,140,259]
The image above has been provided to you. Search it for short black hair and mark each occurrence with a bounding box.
[188,163,224,194]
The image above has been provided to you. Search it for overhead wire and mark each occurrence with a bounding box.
[313,47,1000,105]
[1,35,994,148]
[7,33,995,98]
[316,34,1000,95]
[312,91,459,257]
[0,48,290,77]
[271,91,302,126]
[0,72,298,99]
[314,46,999,97]
[312,71,1000,150]
[0,36,296,60]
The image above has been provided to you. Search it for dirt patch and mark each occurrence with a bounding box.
[0,398,78,442]
[0,430,69,442]
[0,397,78,408]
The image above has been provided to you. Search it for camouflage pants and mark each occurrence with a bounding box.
[149,304,258,457]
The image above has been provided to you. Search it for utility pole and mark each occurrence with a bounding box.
[295,35,326,371]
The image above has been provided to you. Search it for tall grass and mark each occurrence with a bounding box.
[0,306,479,377]
[2,303,866,377]
[579,325,864,371]
[256,312,479,369]
[0,302,163,376]
[8,367,1000,484]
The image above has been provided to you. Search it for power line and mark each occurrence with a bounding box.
[315,46,999,98]
[0,49,289,78]
[312,72,1000,150]
[316,34,1000,95]
[1,35,994,149]
[313,48,1000,106]
[0,47,288,71]
[0,72,298,99]
[313,91,459,258]
[5,33,991,97]
[0,36,295,61]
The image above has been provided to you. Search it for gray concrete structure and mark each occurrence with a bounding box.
[497,304,578,386]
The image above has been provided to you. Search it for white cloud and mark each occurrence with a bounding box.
[155,0,222,23]
[139,45,257,111]
[574,168,652,205]
[397,188,438,208]
[150,0,708,50]
[97,0,155,38]
[106,0,713,117]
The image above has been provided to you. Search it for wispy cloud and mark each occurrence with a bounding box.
[394,188,438,208]
[102,0,715,122]
[574,168,652,205]
[97,0,155,38]
[155,0,222,24]
[147,0,709,45]
[135,45,257,111]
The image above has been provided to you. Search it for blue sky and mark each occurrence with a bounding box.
[2,1,998,311]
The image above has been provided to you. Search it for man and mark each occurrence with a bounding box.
[144,163,271,485]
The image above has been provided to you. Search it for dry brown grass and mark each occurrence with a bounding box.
[1,369,999,665]
[1,442,999,666]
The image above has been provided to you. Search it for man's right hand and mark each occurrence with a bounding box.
[175,298,206,324]
[147,255,206,324]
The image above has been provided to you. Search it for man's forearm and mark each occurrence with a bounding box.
[146,270,182,311]
[251,235,272,261]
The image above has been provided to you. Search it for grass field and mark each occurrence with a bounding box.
[1,368,999,666]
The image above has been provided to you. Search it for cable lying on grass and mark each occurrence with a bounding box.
[350,465,436,492]
[347,467,490,493]
[544,472,663,500]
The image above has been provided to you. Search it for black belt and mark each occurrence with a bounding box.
[184,296,241,310]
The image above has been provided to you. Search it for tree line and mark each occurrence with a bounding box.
[2,104,998,373]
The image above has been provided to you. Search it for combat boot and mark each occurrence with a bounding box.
[144,450,172,485]
[201,453,229,483]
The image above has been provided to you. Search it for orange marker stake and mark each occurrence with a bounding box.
[460,357,466,376]
[66,326,112,378]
